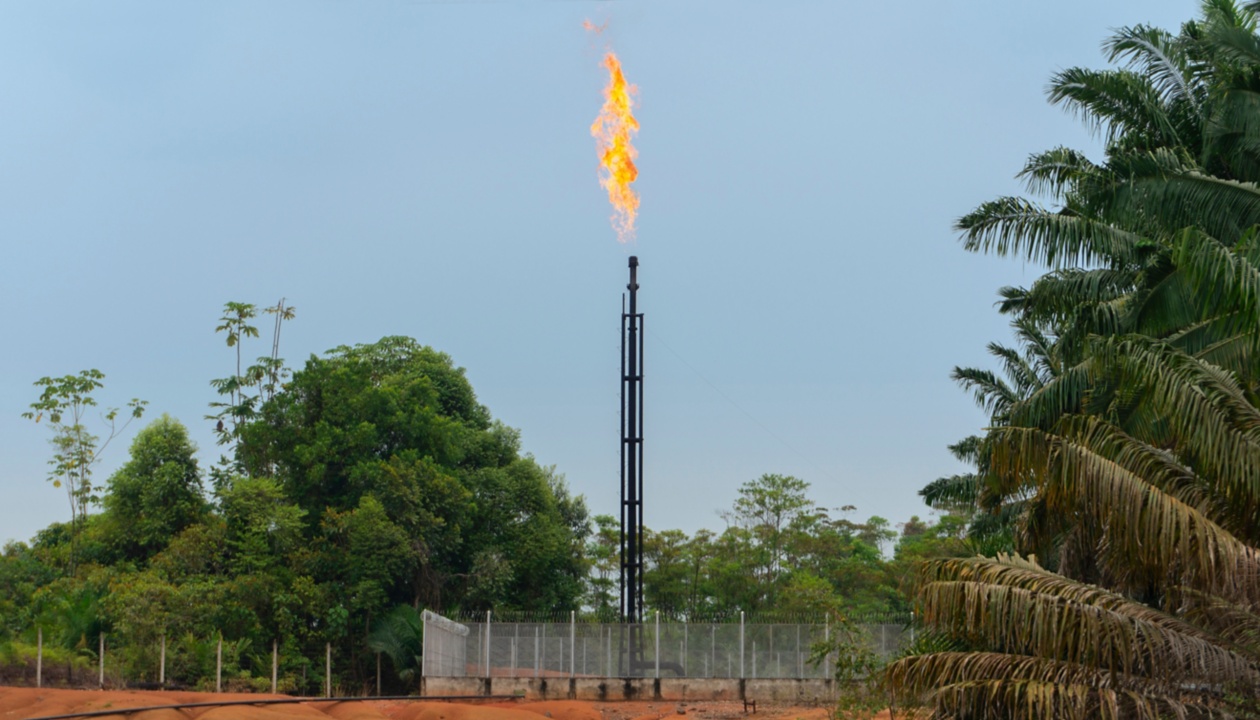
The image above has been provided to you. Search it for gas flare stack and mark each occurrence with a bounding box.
[620,255,645,673]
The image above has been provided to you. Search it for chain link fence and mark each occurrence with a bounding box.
[424,611,910,679]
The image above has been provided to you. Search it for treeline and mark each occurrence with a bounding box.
[0,310,959,693]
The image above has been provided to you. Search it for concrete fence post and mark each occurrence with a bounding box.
[484,610,492,679]
[36,627,42,689]
[272,640,278,694]
[324,643,331,697]
[160,633,166,686]
[99,633,105,688]
[569,611,575,679]
[216,635,223,693]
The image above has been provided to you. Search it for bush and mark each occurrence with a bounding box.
[0,639,92,687]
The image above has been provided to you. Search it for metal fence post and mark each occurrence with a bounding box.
[36,627,42,689]
[272,640,278,694]
[739,612,745,679]
[654,611,660,679]
[824,616,831,680]
[484,610,492,678]
[710,624,715,679]
[325,642,331,697]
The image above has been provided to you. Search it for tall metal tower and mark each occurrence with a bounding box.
[620,255,645,671]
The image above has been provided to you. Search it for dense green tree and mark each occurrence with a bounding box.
[236,336,589,613]
[100,415,208,561]
[585,514,619,614]
[0,542,57,640]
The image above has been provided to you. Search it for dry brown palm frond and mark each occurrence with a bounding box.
[886,652,1244,719]
[1176,587,1260,653]
[988,424,1260,600]
[919,579,1257,683]
[925,676,1229,720]
[920,555,1228,640]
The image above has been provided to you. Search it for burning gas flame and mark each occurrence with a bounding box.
[591,49,639,242]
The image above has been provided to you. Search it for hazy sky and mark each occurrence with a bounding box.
[0,0,1197,546]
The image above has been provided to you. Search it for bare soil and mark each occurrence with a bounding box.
[0,688,898,720]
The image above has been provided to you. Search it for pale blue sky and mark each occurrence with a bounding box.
[0,0,1196,545]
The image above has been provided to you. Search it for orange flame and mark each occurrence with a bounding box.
[591,51,639,243]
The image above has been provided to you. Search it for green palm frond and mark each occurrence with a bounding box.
[951,366,1020,418]
[1049,67,1183,147]
[947,435,985,464]
[367,605,424,682]
[1011,269,1140,325]
[1105,24,1202,115]
[1018,146,1100,199]
[920,473,982,512]
[1111,160,1260,243]
[956,197,1146,269]
[1098,337,1260,486]
[1175,226,1260,327]
[1005,362,1094,429]
[986,341,1042,398]
[1202,88,1260,179]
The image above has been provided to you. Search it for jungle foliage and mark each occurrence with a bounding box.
[2,308,930,694]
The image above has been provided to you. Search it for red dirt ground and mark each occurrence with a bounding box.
[0,688,899,720]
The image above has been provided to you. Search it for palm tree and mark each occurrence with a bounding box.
[923,317,1065,557]
[367,605,425,685]
[899,2,1260,715]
